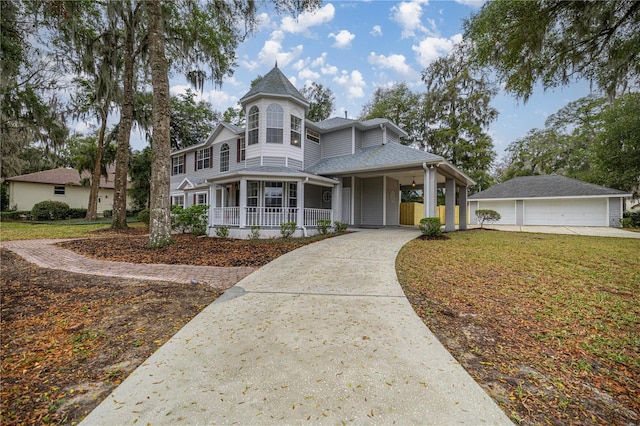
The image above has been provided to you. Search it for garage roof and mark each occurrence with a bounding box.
[469,175,631,200]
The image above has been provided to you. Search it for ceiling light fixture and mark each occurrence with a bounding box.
[411,177,416,188]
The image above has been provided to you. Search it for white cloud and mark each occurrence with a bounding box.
[257,30,303,68]
[329,29,355,49]
[391,0,433,39]
[256,12,272,31]
[280,3,335,35]
[170,84,238,110]
[370,25,383,36]
[298,68,320,81]
[454,0,487,8]
[333,70,366,99]
[368,52,418,79]
[412,34,462,67]
[311,53,338,75]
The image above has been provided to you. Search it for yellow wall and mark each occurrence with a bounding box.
[9,181,116,213]
[400,202,466,225]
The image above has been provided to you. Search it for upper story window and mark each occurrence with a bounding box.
[248,106,259,145]
[266,104,283,144]
[237,138,245,162]
[172,155,185,175]
[306,129,320,144]
[220,143,229,172]
[196,147,211,170]
[290,115,301,147]
[54,186,65,195]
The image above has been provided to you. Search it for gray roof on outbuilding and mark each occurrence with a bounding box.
[305,142,443,175]
[469,175,630,200]
[240,65,308,106]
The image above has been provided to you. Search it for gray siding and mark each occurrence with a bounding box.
[263,156,286,167]
[246,157,261,168]
[362,129,383,148]
[342,177,351,188]
[353,177,362,226]
[516,200,524,226]
[321,129,352,159]
[469,201,478,225]
[304,138,321,168]
[361,176,383,226]
[609,197,622,227]
[304,185,323,208]
[355,130,362,151]
[289,158,303,171]
[385,176,400,226]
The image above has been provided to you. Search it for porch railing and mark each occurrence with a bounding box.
[211,207,332,228]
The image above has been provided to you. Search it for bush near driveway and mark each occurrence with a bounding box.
[397,230,639,425]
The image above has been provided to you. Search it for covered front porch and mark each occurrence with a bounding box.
[207,169,337,238]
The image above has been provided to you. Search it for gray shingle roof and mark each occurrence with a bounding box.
[240,65,308,106]
[469,175,630,199]
[6,167,117,189]
[305,142,443,174]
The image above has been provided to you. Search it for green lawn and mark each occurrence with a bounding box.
[397,230,639,424]
[0,220,145,241]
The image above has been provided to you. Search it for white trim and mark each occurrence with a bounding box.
[470,194,632,202]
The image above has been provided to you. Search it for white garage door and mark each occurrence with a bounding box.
[478,200,516,225]
[524,198,607,226]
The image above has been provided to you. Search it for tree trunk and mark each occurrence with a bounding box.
[111,6,135,230]
[145,0,173,248]
[86,106,108,221]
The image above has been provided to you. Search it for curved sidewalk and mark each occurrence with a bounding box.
[81,228,512,425]
[1,239,255,290]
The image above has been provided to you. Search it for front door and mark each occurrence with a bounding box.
[342,187,351,224]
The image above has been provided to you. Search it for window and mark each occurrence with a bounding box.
[306,129,320,144]
[237,138,245,162]
[290,115,301,147]
[196,148,211,170]
[220,143,229,172]
[172,155,185,175]
[172,195,185,207]
[195,192,208,205]
[288,183,297,207]
[54,186,65,195]
[264,182,283,208]
[248,106,259,145]
[247,181,259,207]
[266,104,283,143]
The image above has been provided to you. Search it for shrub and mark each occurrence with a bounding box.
[475,209,501,228]
[0,210,29,221]
[215,226,229,238]
[68,208,88,219]
[316,219,331,235]
[280,221,297,238]
[621,217,633,228]
[102,209,113,218]
[334,221,348,233]
[248,225,260,240]
[31,200,70,221]
[172,205,209,236]
[137,209,150,225]
[419,217,442,237]
[623,210,640,228]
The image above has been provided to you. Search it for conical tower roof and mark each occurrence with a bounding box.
[240,64,308,107]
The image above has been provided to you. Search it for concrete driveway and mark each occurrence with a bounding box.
[470,225,640,238]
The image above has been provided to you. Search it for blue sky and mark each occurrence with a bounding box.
[149,1,595,157]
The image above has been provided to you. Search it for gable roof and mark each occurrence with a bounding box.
[6,168,117,189]
[305,141,444,175]
[469,175,632,200]
[172,122,243,156]
[313,117,408,138]
[240,65,308,107]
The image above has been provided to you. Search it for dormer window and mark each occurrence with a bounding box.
[266,104,283,143]
[248,106,259,145]
[291,115,301,147]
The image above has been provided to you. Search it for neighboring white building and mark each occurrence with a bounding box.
[170,64,475,238]
[468,175,632,227]
[6,167,119,214]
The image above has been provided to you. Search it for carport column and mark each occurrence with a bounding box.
[331,180,342,224]
[459,186,468,230]
[296,180,305,228]
[209,185,216,227]
[423,166,438,218]
[445,178,456,232]
[239,179,247,228]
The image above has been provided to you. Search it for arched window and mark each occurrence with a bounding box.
[248,106,259,145]
[220,143,229,172]
[266,103,283,143]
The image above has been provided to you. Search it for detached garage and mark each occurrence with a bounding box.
[468,175,632,227]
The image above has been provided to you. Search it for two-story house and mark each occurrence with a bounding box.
[170,64,474,238]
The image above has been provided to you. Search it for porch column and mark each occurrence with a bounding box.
[423,166,437,218]
[445,177,456,232]
[459,186,468,230]
[239,178,247,228]
[210,185,217,226]
[296,180,305,227]
[332,180,342,223]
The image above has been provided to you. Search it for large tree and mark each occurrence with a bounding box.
[464,0,640,101]
[299,82,335,122]
[421,46,498,191]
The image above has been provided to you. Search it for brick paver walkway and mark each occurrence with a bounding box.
[1,239,255,290]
